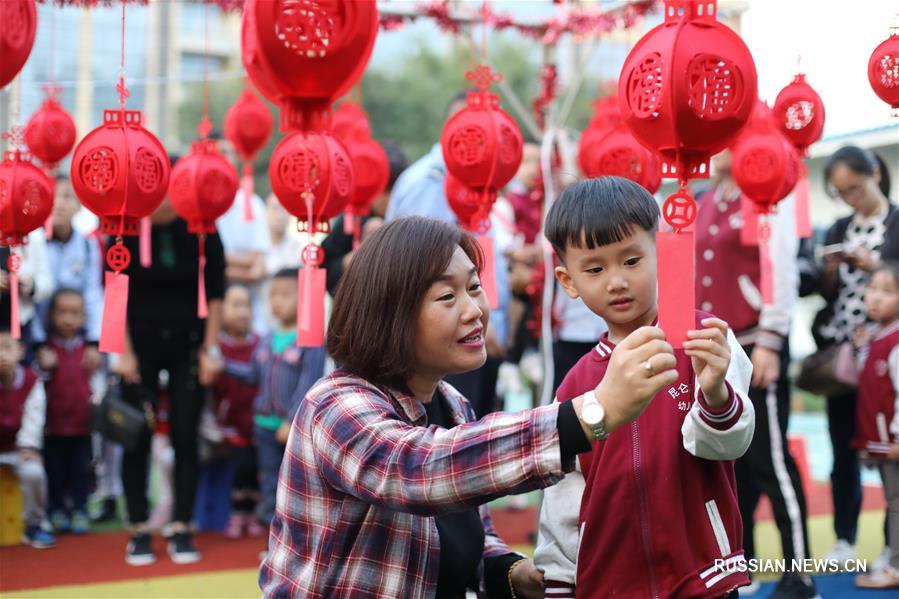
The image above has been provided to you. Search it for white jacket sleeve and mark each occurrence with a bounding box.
[533,450,583,585]
[757,195,799,348]
[681,329,755,460]
[16,380,46,450]
[889,346,899,442]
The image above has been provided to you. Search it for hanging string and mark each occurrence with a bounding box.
[481,0,488,62]
[49,6,57,84]
[116,0,129,109]
[199,1,211,139]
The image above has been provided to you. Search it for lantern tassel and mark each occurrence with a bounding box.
[739,194,759,247]
[139,216,152,267]
[794,163,812,239]
[344,212,354,236]
[476,234,499,310]
[44,215,53,240]
[242,163,254,221]
[198,234,208,319]
[758,217,774,305]
[8,256,20,340]
[297,263,326,348]
[352,214,362,251]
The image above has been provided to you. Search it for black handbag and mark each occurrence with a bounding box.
[91,378,155,451]
[795,343,857,398]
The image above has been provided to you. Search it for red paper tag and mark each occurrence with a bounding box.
[241,167,254,222]
[139,216,152,268]
[297,267,326,347]
[794,175,812,239]
[44,215,53,240]
[740,195,759,246]
[9,271,19,339]
[344,213,354,236]
[197,254,208,319]
[477,235,499,310]
[657,231,694,348]
[758,222,774,305]
[100,271,129,354]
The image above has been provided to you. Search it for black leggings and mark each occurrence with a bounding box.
[231,445,259,513]
[121,325,205,525]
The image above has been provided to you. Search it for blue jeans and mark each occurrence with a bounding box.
[255,425,285,526]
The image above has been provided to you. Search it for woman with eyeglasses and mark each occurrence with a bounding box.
[812,145,895,566]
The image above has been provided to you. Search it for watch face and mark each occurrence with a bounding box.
[583,401,603,425]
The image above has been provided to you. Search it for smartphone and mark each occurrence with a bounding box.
[822,243,846,258]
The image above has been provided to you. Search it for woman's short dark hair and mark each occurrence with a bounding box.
[824,145,891,197]
[545,176,660,261]
[327,216,483,390]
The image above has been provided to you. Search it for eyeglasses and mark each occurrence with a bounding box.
[827,182,867,200]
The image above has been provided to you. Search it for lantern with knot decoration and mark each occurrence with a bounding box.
[24,91,77,170]
[0,0,37,90]
[0,150,53,338]
[732,101,800,305]
[617,0,757,346]
[579,124,661,194]
[224,87,274,220]
[445,172,491,233]
[773,73,825,156]
[331,101,389,243]
[441,64,523,227]
[169,138,239,319]
[241,0,379,131]
[578,95,623,177]
[868,30,899,117]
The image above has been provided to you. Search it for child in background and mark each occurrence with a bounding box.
[215,285,264,538]
[36,289,99,535]
[0,327,55,548]
[853,262,899,589]
[223,269,326,527]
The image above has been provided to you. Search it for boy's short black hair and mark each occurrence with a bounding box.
[545,176,660,261]
[273,268,299,281]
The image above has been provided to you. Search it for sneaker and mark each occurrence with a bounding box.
[769,573,821,599]
[125,533,156,566]
[91,497,118,523]
[50,511,71,533]
[872,547,891,572]
[224,514,245,539]
[246,518,267,538]
[856,566,899,589]
[22,525,56,549]
[167,532,201,564]
[822,539,857,567]
[71,511,89,535]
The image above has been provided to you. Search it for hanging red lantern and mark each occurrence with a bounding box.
[772,73,825,156]
[241,0,379,130]
[868,30,899,116]
[445,172,489,232]
[579,124,661,194]
[0,0,37,90]
[617,0,757,346]
[0,150,53,338]
[332,100,371,139]
[587,94,622,130]
[224,87,274,220]
[24,93,77,169]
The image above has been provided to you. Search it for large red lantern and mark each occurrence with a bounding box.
[772,73,825,156]
[445,172,485,232]
[0,0,37,90]
[868,31,899,116]
[0,150,53,338]
[579,124,661,194]
[618,0,757,346]
[24,94,77,169]
[241,0,379,130]
[224,87,274,220]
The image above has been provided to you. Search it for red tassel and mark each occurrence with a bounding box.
[242,163,254,222]
[352,215,362,251]
[100,270,129,354]
[758,218,774,305]
[139,216,152,267]
[344,213,354,236]
[197,236,208,319]
[476,235,499,310]
[297,266,326,347]
[740,195,759,247]
[657,231,695,348]
[794,166,812,239]
[9,271,20,340]
[44,215,53,240]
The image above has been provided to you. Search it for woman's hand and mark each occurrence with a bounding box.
[844,247,879,273]
[509,558,545,599]
[115,351,141,384]
[684,318,732,407]
[748,346,779,389]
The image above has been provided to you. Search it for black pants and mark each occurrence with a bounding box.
[552,340,597,399]
[445,357,502,419]
[43,435,92,515]
[826,389,862,544]
[121,325,205,525]
[735,343,811,562]
[231,445,259,514]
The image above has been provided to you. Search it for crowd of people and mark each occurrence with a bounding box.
[0,102,897,596]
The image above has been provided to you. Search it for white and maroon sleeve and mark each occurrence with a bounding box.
[682,329,755,460]
[757,194,799,350]
[888,345,899,443]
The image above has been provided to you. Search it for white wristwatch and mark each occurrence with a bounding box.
[581,391,609,440]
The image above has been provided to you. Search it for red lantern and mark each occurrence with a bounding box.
[0,0,37,90]
[331,102,389,225]
[772,73,825,156]
[0,150,53,338]
[332,100,371,139]
[441,65,523,215]
[24,94,77,169]
[224,87,274,220]
[868,31,899,116]
[241,0,379,130]
[618,0,757,347]
[587,95,622,130]
[579,124,661,194]
[169,139,239,235]
[445,172,490,232]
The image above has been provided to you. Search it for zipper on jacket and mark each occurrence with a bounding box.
[632,421,660,599]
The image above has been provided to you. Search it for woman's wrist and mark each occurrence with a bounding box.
[508,558,528,598]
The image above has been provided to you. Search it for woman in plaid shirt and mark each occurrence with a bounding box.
[260,216,680,598]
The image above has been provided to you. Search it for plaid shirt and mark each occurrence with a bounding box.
[259,369,570,598]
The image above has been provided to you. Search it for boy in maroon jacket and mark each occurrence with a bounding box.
[36,289,100,535]
[534,177,755,598]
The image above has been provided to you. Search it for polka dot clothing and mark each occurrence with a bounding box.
[819,208,888,344]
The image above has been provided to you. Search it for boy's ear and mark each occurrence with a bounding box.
[554,265,579,300]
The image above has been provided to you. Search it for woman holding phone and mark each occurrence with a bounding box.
[812,145,896,564]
